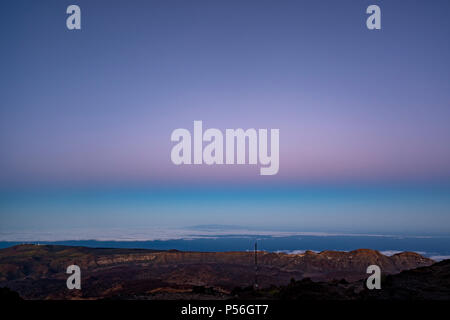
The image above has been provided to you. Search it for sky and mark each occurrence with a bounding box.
[0,1,450,236]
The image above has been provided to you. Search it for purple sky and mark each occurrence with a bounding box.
[1,0,450,187]
[1,1,450,235]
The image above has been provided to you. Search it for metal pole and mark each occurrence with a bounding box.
[254,241,258,289]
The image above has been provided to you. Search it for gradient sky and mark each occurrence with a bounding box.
[1,1,450,236]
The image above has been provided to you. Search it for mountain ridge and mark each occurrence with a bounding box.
[0,244,435,299]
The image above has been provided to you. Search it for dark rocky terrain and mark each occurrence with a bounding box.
[236,259,450,300]
[0,244,437,300]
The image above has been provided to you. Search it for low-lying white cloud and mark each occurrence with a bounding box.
[275,250,320,254]
[0,226,435,242]
[429,255,450,262]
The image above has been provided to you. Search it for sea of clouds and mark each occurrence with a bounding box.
[1,226,448,261]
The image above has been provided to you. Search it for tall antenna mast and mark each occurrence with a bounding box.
[254,240,258,290]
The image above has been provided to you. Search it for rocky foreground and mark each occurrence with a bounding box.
[236,259,450,300]
[0,244,438,300]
